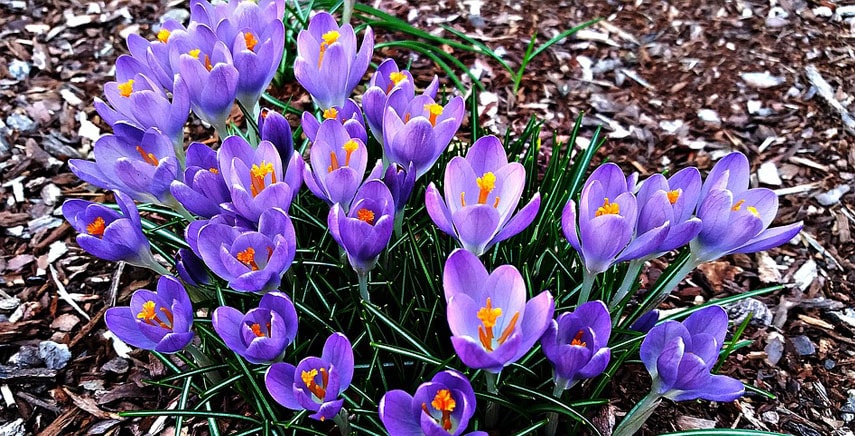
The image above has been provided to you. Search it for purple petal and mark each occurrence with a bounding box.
[443,249,488,302]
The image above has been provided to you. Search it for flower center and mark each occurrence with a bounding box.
[476,297,520,352]
[357,208,375,225]
[209,167,219,174]
[86,216,106,237]
[667,189,680,204]
[327,140,359,172]
[250,321,272,338]
[386,71,406,93]
[317,30,340,67]
[118,79,134,98]
[156,28,170,43]
[570,329,587,347]
[250,160,276,197]
[135,146,160,166]
[244,32,258,51]
[236,247,260,271]
[476,172,496,205]
[136,301,174,329]
[323,107,339,119]
[595,198,620,217]
[424,103,443,127]
[301,368,329,400]
[421,389,456,431]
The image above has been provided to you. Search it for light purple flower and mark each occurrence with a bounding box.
[363,58,438,143]
[171,142,231,218]
[640,305,744,402]
[121,20,185,91]
[213,292,298,364]
[265,333,354,421]
[301,99,367,145]
[190,0,285,33]
[426,135,541,256]
[104,276,194,353]
[304,120,368,210]
[328,180,395,273]
[294,11,374,110]
[634,167,703,255]
[541,301,611,390]
[379,370,486,436]
[443,249,554,373]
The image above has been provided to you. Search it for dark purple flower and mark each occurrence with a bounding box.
[213,291,298,364]
[265,333,354,421]
[171,142,231,218]
[294,11,374,110]
[328,180,395,273]
[367,160,416,214]
[69,123,180,206]
[640,305,744,401]
[62,191,161,270]
[443,249,554,373]
[304,120,368,210]
[104,276,194,353]
[383,91,465,179]
[541,301,611,390]
[301,99,367,145]
[630,310,659,334]
[258,109,295,162]
[426,135,540,256]
[379,370,486,436]
[691,152,803,263]
[193,208,296,292]
[176,248,210,286]
[363,58,438,143]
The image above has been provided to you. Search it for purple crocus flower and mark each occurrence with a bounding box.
[367,160,416,214]
[258,109,295,162]
[443,249,554,373]
[301,99,368,145]
[121,20,185,91]
[265,333,354,421]
[304,119,368,210]
[328,180,395,274]
[193,208,296,292]
[383,90,465,179]
[426,135,541,256]
[294,11,374,110]
[176,248,210,286]
[218,136,302,223]
[104,276,194,353]
[69,123,180,206]
[690,152,803,264]
[362,58,438,143]
[640,305,744,401]
[540,301,611,390]
[630,310,659,334]
[634,167,703,255]
[62,191,162,271]
[171,142,231,218]
[213,291,298,364]
[379,370,487,436]
[190,0,285,32]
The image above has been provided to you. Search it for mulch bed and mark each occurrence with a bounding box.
[1,0,853,434]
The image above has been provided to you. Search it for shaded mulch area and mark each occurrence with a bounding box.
[1,0,853,434]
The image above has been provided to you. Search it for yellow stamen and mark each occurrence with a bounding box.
[476,172,496,204]
[357,208,375,225]
[477,297,502,352]
[732,199,745,211]
[317,30,340,67]
[118,79,134,98]
[137,301,156,321]
[424,103,443,126]
[236,247,260,271]
[136,301,173,329]
[250,161,276,197]
[667,189,680,204]
[428,389,456,431]
[493,196,500,208]
[343,139,358,166]
[570,330,587,347]
[188,49,201,59]
[301,369,327,399]
[323,107,339,120]
[244,32,258,51]
[156,29,171,44]
[135,146,160,166]
[87,217,106,237]
[595,198,620,217]
[460,192,466,207]
[387,71,406,93]
[746,206,760,217]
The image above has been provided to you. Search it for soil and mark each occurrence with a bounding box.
[1,0,854,435]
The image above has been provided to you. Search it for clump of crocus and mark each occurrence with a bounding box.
[541,300,612,392]
[426,135,541,256]
[213,292,298,364]
[382,90,465,179]
[613,306,744,436]
[301,99,368,145]
[265,333,354,423]
[304,119,368,210]
[62,191,167,274]
[190,208,296,292]
[104,276,194,353]
[443,249,554,374]
[294,11,374,110]
[328,180,395,300]
[379,370,487,436]
[362,58,438,143]
[171,142,231,218]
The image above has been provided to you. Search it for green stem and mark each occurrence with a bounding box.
[341,0,356,25]
[333,408,350,436]
[610,259,644,309]
[545,383,565,436]
[485,372,499,428]
[185,343,222,383]
[612,391,662,436]
[577,271,596,305]
[356,268,370,302]
[638,259,697,316]
[393,208,405,240]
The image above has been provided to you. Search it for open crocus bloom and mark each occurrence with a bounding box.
[426,135,541,256]
[105,276,194,354]
[301,99,368,145]
[379,370,487,436]
[171,142,230,218]
[304,119,368,211]
[541,301,611,390]
[265,333,354,421]
[634,167,703,256]
[213,291,298,364]
[294,11,374,110]
[328,180,395,273]
[363,58,438,144]
[443,249,554,373]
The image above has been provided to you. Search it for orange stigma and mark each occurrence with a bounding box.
[118,79,134,98]
[301,368,328,400]
[250,161,276,197]
[156,28,171,43]
[476,172,496,205]
[732,199,745,211]
[209,167,219,174]
[136,301,174,329]
[317,30,340,67]
[570,330,587,347]
[236,247,260,271]
[135,146,160,166]
[327,152,340,173]
[323,107,339,119]
[244,32,258,51]
[421,389,456,431]
[86,217,106,237]
[667,189,680,204]
[595,198,620,217]
[476,297,520,352]
[250,322,272,338]
[357,208,375,225]
[424,103,443,126]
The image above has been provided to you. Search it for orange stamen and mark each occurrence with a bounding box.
[497,311,520,345]
[460,192,466,207]
[570,329,587,347]
[244,32,258,51]
[667,189,680,204]
[301,369,327,399]
[323,108,339,119]
[424,103,443,126]
[209,167,219,174]
[317,30,340,67]
[327,152,340,173]
[136,301,173,329]
[250,322,270,337]
[86,217,106,237]
[357,208,375,225]
[595,198,620,217]
[477,297,502,351]
[430,389,456,431]
[236,247,260,271]
[250,161,276,197]
[343,139,358,166]
[732,199,745,211]
[135,146,160,166]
